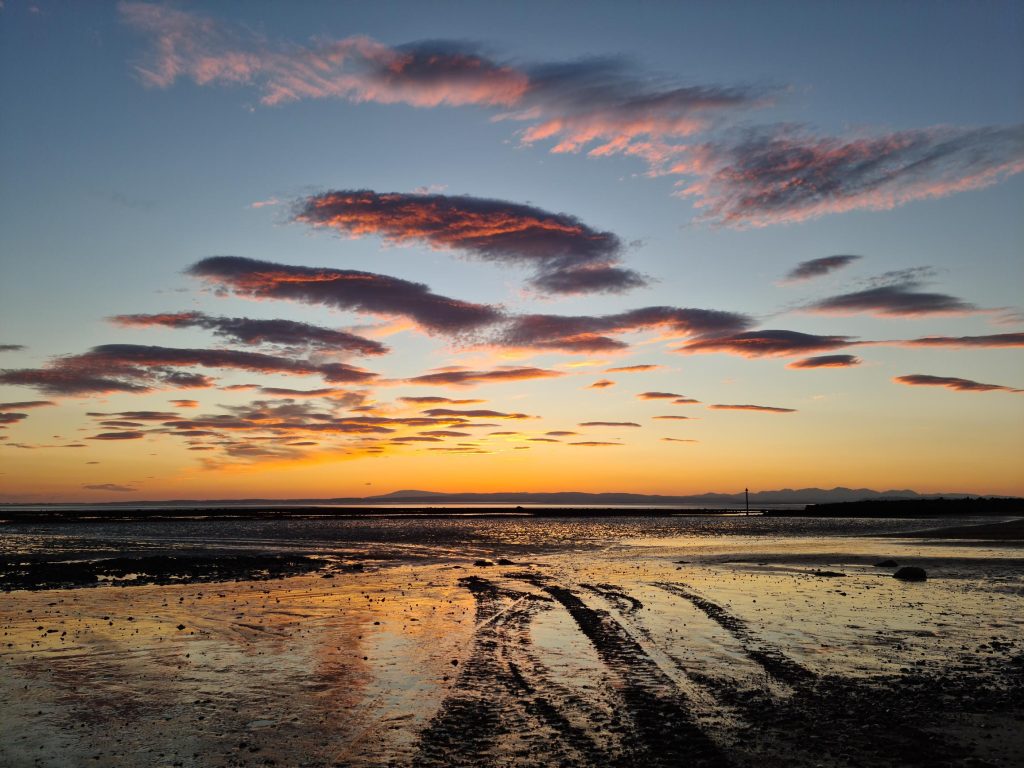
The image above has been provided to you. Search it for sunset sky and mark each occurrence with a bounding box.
[1,1,1022,502]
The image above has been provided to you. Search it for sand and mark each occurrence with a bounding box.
[1,516,1022,767]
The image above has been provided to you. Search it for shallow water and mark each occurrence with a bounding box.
[1,516,1022,767]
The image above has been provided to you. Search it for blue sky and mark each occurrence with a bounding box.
[0,1,1022,500]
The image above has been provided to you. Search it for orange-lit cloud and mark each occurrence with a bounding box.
[662,437,698,443]
[169,399,200,407]
[708,404,796,413]
[579,421,641,427]
[569,441,623,447]
[606,364,662,373]
[653,415,694,420]
[787,354,861,369]
[587,379,615,389]
[295,190,643,295]
[894,374,1023,394]
[498,307,751,353]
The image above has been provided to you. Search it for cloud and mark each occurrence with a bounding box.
[708,404,796,413]
[637,391,683,400]
[188,256,502,334]
[675,125,1024,227]
[83,483,137,492]
[662,437,698,443]
[295,189,644,295]
[545,430,577,436]
[405,366,562,387]
[653,415,693,420]
[1,343,375,396]
[587,379,615,389]
[784,255,860,282]
[121,5,529,106]
[893,374,1022,394]
[497,307,752,353]
[569,441,623,447]
[787,354,861,369]
[579,421,641,427]
[169,399,199,407]
[399,396,485,405]
[807,285,977,317]
[88,431,148,440]
[87,411,181,420]
[0,344,25,352]
[899,333,1024,348]
[121,5,1024,225]
[680,329,853,357]
[605,364,661,373]
[111,311,387,355]
[0,413,28,426]
[421,408,532,419]
[121,5,762,162]
[0,400,55,409]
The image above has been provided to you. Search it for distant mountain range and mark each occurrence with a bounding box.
[5,487,1000,508]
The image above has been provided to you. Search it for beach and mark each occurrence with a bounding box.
[2,514,1022,767]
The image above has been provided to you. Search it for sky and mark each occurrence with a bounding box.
[1,0,1022,502]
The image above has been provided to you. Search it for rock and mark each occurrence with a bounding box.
[496,558,514,566]
[874,559,899,568]
[473,559,494,567]
[893,566,927,582]
[176,624,186,630]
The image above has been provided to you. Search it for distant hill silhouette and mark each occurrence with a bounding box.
[3,486,1009,509]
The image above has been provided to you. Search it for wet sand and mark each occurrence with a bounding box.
[1,517,1022,767]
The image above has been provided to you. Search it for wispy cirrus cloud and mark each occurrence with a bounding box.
[708,403,796,413]
[680,329,854,357]
[188,256,502,335]
[0,344,25,352]
[497,307,751,353]
[894,374,1022,394]
[674,125,1024,227]
[121,4,763,164]
[111,311,387,356]
[787,354,861,369]
[783,255,861,283]
[295,190,644,295]
[121,5,1024,226]
[405,367,562,387]
[579,421,641,427]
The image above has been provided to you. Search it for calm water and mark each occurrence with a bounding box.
[1,514,1012,561]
